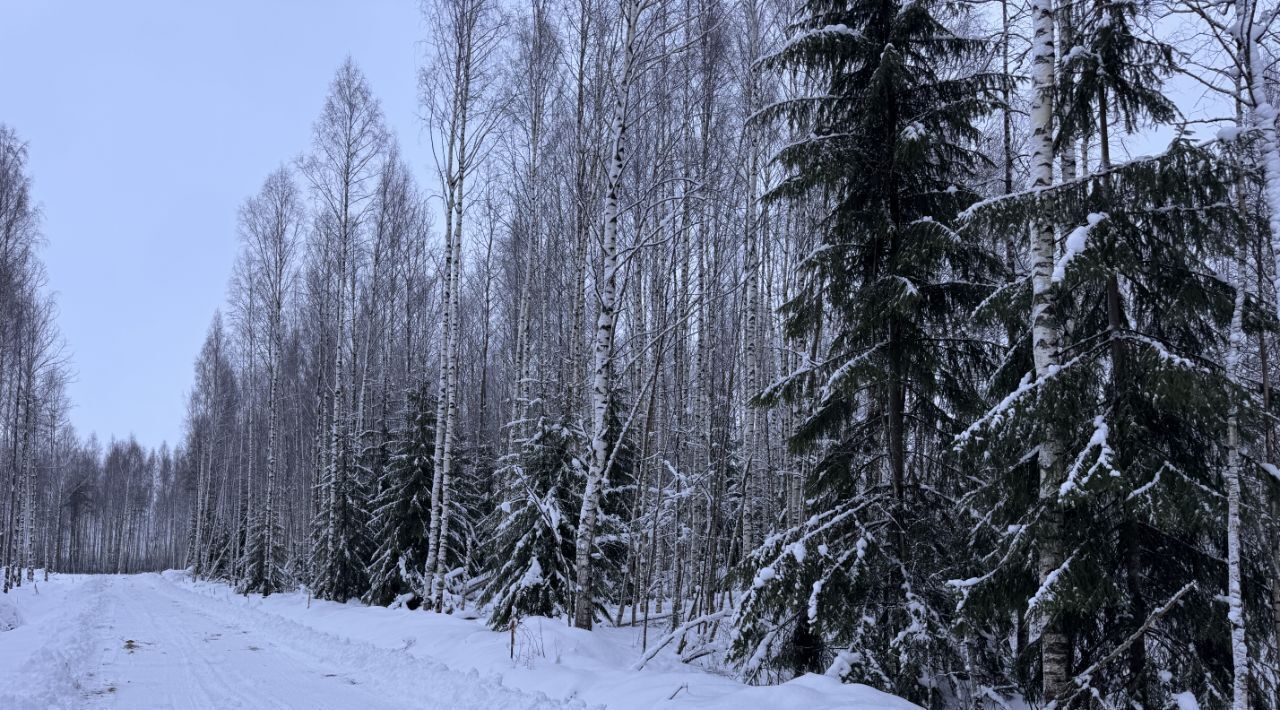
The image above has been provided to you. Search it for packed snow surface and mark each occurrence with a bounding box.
[0,572,919,710]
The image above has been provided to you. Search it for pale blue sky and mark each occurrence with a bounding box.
[0,1,432,451]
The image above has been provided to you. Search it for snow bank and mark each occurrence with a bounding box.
[0,594,20,632]
[0,575,106,710]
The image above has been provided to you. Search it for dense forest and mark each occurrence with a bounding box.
[3,0,1280,706]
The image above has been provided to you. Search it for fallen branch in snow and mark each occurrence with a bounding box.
[613,611,675,627]
[680,641,729,664]
[631,609,731,671]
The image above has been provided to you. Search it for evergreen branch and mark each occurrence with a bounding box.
[1050,582,1197,709]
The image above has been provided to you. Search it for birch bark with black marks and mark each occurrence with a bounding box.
[1027,0,1069,698]
[573,0,649,630]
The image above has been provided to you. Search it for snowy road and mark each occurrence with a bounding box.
[87,574,415,708]
[2,573,918,710]
[2,574,577,710]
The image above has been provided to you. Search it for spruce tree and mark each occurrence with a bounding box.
[482,417,585,628]
[240,507,289,596]
[311,428,373,602]
[731,0,1001,701]
[1054,0,1176,160]
[364,387,436,607]
[956,139,1257,705]
[951,2,1270,701]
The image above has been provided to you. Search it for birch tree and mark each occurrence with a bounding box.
[422,0,503,612]
[572,0,649,631]
[303,59,387,602]
[239,168,302,595]
[1027,1,1069,697]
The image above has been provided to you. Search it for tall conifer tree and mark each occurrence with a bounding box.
[364,387,437,606]
[731,0,1001,701]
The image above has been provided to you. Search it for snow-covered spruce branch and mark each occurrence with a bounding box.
[1049,582,1198,709]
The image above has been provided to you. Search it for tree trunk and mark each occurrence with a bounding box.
[1028,0,1069,698]
[574,0,644,631]
[1225,279,1249,709]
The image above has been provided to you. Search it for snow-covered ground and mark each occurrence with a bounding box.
[0,572,918,709]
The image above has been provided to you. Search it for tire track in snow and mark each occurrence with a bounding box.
[88,577,405,709]
[134,574,587,710]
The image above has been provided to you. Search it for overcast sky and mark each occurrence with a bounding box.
[0,1,432,451]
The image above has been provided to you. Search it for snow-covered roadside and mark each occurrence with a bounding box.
[0,574,110,709]
[165,571,918,710]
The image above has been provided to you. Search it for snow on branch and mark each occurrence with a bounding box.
[754,24,859,69]
[1052,213,1107,282]
[1025,552,1075,622]
[1051,583,1197,709]
[1058,414,1115,498]
[819,343,886,404]
[956,342,1107,448]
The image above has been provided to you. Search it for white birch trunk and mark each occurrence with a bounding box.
[1027,0,1069,699]
[573,0,644,630]
[426,0,480,609]
[1240,4,1280,695]
[739,0,764,558]
[424,186,454,597]
[1225,270,1249,709]
[434,173,465,611]
[425,62,462,602]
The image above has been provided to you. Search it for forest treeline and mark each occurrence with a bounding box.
[3,0,1280,707]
